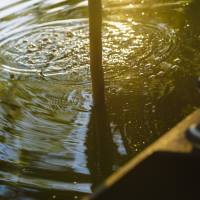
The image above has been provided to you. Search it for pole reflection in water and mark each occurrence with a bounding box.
[86,105,115,190]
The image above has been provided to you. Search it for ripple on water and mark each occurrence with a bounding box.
[0,18,178,83]
[0,16,179,197]
[0,79,92,195]
[103,21,178,81]
[0,19,90,82]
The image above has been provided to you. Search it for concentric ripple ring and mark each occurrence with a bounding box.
[0,18,178,82]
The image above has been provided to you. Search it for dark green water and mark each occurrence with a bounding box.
[0,0,200,199]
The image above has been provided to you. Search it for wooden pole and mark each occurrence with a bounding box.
[88,0,105,108]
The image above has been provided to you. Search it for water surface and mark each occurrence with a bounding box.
[0,0,200,199]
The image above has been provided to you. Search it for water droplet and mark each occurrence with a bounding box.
[145,102,152,106]
[155,57,161,61]
[133,65,138,69]
[157,71,164,76]
[171,65,179,70]
[42,37,49,42]
[57,42,63,48]
[145,63,151,68]
[149,74,156,79]
[22,39,28,43]
[48,52,55,60]
[28,59,35,64]
[160,62,171,69]
[47,39,53,44]
[54,33,60,37]
[10,74,15,79]
[65,32,74,37]
[27,43,38,53]
[125,76,131,80]
[52,48,57,53]
[173,58,181,64]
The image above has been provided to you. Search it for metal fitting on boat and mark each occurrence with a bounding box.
[186,123,200,149]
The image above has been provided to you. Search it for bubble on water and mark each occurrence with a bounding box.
[125,75,131,80]
[47,39,53,44]
[160,62,171,70]
[42,37,49,42]
[65,32,74,37]
[22,39,28,43]
[171,65,179,71]
[28,59,35,64]
[173,58,181,64]
[149,74,156,79]
[152,109,156,113]
[57,42,63,48]
[145,63,151,68]
[145,102,152,107]
[157,71,165,76]
[27,43,38,53]
[0,19,177,83]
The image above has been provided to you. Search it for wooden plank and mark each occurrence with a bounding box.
[83,109,200,200]
[105,110,199,187]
